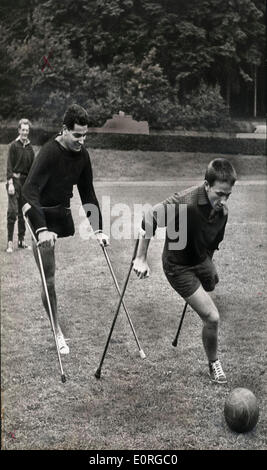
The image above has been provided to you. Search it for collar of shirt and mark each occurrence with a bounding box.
[197,184,211,207]
[197,184,226,221]
[16,136,30,147]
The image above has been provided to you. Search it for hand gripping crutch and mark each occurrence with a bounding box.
[24,215,66,383]
[95,239,139,379]
[101,245,146,359]
[172,302,188,347]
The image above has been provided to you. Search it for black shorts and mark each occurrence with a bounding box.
[163,256,219,299]
[42,205,75,238]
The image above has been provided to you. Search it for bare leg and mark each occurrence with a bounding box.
[185,285,219,362]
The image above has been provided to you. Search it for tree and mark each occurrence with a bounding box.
[0,0,264,122]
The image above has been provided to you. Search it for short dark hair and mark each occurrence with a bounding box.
[63,104,89,130]
[205,158,237,186]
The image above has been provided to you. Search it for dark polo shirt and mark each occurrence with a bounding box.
[7,137,34,180]
[142,184,228,267]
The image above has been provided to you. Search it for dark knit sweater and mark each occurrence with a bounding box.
[22,138,102,234]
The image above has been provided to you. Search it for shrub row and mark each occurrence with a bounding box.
[86,133,266,156]
[0,127,265,156]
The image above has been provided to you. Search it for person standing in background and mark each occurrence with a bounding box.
[6,118,35,253]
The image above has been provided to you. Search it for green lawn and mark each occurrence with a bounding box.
[0,144,266,183]
[1,178,266,450]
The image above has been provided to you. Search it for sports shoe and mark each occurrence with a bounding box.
[56,333,70,355]
[6,241,13,253]
[18,240,31,250]
[209,359,227,384]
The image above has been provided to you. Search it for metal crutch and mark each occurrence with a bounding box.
[24,215,66,383]
[95,239,139,379]
[101,244,146,359]
[172,302,188,347]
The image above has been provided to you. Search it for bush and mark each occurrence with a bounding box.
[19,48,235,132]
[0,127,265,155]
[176,82,231,130]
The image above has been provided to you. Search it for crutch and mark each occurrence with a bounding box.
[172,302,188,347]
[95,239,139,379]
[24,215,66,383]
[101,245,146,359]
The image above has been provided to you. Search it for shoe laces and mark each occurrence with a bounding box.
[211,360,225,379]
[57,334,66,347]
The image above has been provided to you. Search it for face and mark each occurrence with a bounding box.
[18,124,30,142]
[62,123,88,152]
[205,180,233,211]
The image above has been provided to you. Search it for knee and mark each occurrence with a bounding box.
[7,211,17,222]
[45,276,55,290]
[205,307,220,328]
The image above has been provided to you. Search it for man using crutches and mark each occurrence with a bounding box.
[133,159,237,384]
[22,104,109,357]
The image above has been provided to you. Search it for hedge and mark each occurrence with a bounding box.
[0,127,265,155]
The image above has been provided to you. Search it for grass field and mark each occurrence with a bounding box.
[0,143,267,182]
[1,147,267,451]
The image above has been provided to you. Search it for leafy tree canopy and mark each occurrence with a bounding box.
[0,0,264,125]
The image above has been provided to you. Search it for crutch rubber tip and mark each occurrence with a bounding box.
[139,349,146,359]
[95,368,101,379]
[61,374,66,383]
[172,340,178,347]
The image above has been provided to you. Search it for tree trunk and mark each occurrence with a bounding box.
[226,74,231,110]
[253,65,257,118]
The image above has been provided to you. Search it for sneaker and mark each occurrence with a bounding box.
[56,333,70,355]
[18,240,31,250]
[6,241,13,253]
[209,359,227,384]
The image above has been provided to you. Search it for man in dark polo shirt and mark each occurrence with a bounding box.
[22,104,109,355]
[6,119,35,253]
[133,158,237,384]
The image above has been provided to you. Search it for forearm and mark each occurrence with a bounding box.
[22,151,51,235]
[78,164,103,232]
[136,230,152,260]
[22,203,48,237]
[7,148,14,181]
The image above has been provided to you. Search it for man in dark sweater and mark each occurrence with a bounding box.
[22,104,109,354]
[6,119,35,253]
[133,158,237,384]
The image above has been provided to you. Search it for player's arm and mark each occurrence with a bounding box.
[133,200,167,279]
[133,229,151,279]
[77,152,109,246]
[22,148,54,244]
[133,202,159,279]
[6,143,15,195]
[133,192,180,279]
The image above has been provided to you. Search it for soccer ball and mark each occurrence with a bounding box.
[224,387,259,433]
